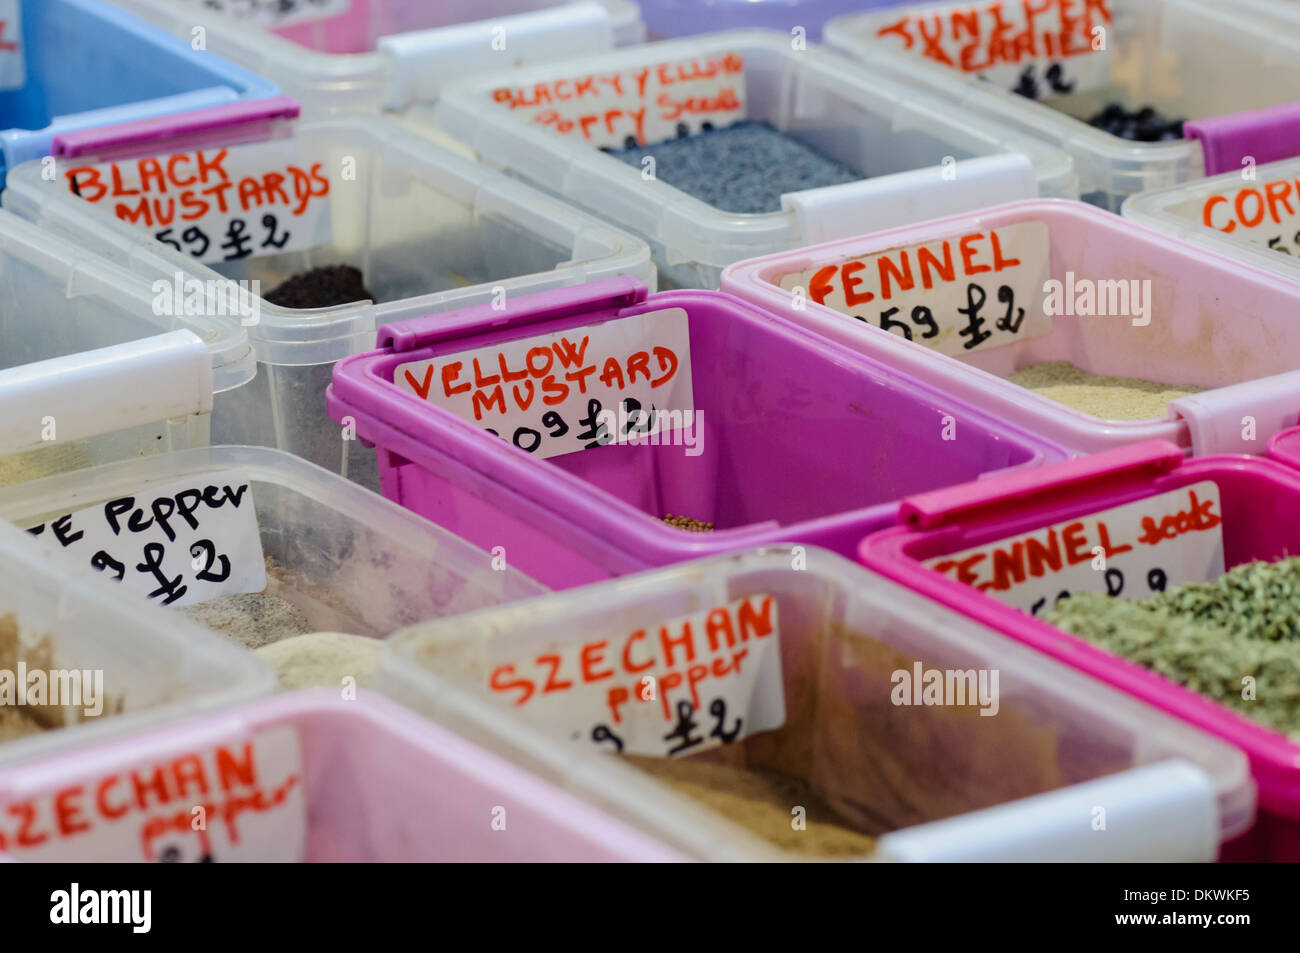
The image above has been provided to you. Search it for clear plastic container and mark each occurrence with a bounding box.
[0,0,278,188]
[639,0,901,40]
[0,691,681,861]
[722,198,1300,457]
[856,439,1300,860]
[0,208,255,487]
[381,546,1254,861]
[0,514,272,769]
[327,279,1069,590]
[107,0,643,118]
[0,445,547,648]
[433,30,1078,288]
[3,99,654,490]
[1123,155,1300,285]
[825,0,1300,210]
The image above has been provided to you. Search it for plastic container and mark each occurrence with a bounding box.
[0,208,255,487]
[107,0,643,119]
[0,691,681,861]
[380,546,1253,861]
[722,198,1300,458]
[3,98,654,490]
[433,30,1078,289]
[0,0,278,188]
[0,513,272,769]
[639,0,904,40]
[825,0,1300,210]
[1123,155,1300,286]
[856,439,1300,861]
[0,445,547,646]
[326,277,1069,590]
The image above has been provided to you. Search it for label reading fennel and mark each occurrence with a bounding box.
[394,307,695,460]
[1196,178,1300,255]
[779,222,1052,355]
[873,0,1112,98]
[488,595,785,758]
[63,140,332,265]
[24,474,267,608]
[490,52,746,148]
[0,726,307,862]
[0,0,23,91]
[926,481,1225,615]
[191,0,349,26]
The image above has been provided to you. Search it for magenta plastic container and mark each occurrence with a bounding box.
[326,277,1069,589]
[0,691,681,862]
[857,439,1300,862]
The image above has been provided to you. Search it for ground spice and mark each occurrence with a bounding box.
[1007,360,1203,420]
[626,755,878,857]
[263,265,374,309]
[1043,558,1300,738]
[253,631,383,691]
[176,592,312,649]
[604,120,860,214]
[663,513,714,532]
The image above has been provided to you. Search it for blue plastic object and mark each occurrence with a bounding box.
[0,0,277,187]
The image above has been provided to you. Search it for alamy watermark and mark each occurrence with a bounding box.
[1,664,104,717]
[152,271,261,327]
[891,662,999,716]
[1043,272,1151,327]
[594,405,705,457]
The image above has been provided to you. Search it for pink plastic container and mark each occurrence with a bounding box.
[326,277,1069,589]
[722,199,1300,457]
[857,439,1300,861]
[0,691,682,862]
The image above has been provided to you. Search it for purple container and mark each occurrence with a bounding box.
[326,277,1068,589]
[639,0,906,40]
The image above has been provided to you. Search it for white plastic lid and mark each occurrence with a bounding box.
[381,547,1254,861]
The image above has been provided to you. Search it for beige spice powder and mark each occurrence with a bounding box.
[1008,360,1203,421]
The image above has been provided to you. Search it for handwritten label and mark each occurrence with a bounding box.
[23,475,267,609]
[191,0,350,26]
[0,727,306,862]
[491,53,746,149]
[0,0,23,91]
[63,140,332,265]
[394,307,695,459]
[1198,178,1300,255]
[926,482,1225,615]
[487,595,785,758]
[779,222,1052,355]
[873,0,1112,98]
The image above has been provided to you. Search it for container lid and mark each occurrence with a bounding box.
[380,547,1254,859]
[107,0,641,111]
[433,30,1077,270]
[0,209,255,404]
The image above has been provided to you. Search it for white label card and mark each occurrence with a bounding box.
[394,307,695,460]
[926,481,1226,615]
[24,473,267,609]
[0,726,307,862]
[1194,179,1300,255]
[490,52,746,149]
[62,140,332,265]
[872,0,1113,99]
[0,0,24,91]
[486,595,785,758]
[193,0,350,27]
[779,221,1052,356]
